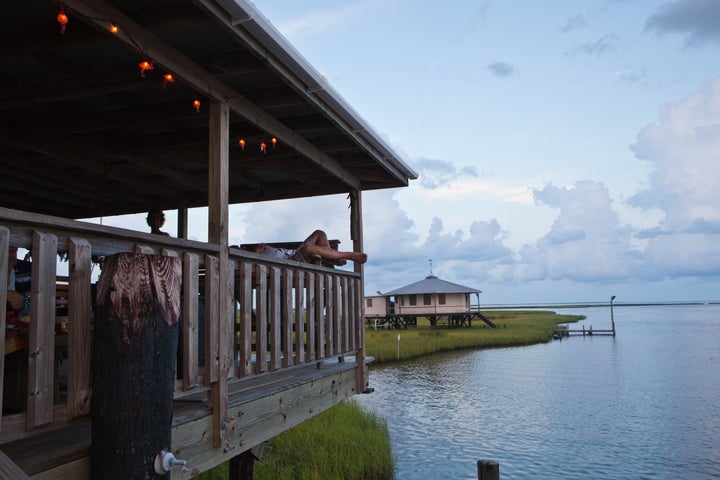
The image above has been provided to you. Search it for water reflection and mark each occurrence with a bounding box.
[358,304,720,480]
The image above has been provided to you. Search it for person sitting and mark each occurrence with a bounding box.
[248,230,367,266]
[146,209,170,236]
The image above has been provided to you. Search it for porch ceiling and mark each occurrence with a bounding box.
[0,0,416,219]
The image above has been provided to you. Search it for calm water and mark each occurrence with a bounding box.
[357,304,720,480]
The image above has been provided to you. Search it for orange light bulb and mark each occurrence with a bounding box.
[238,139,246,151]
[162,73,175,87]
[271,137,278,149]
[260,141,267,154]
[57,8,68,34]
[193,100,201,113]
[138,60,154,77]
[110,24,119,34]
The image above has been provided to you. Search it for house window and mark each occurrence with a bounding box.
[424,294,431,305]
[409,294,417,306]
[439,293,446,305]
[366,298,373,308]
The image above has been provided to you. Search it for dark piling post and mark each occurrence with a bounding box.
[91,253,182,479]
[477,459,500,479]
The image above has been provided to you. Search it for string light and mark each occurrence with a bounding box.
[162,73,175,87]
[260,141,267,155]
[271,137,278,149]
[193,99,201,113]
[138,60,154,77]
[57,7,69,34]
[110,23,119,34]
[238,139,246,151]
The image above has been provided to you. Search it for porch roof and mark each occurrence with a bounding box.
[1,0,417,220]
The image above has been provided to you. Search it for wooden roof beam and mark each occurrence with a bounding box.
[62,0,362,191]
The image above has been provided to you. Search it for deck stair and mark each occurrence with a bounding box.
[476,312,498,328]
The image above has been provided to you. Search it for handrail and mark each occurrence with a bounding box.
[0,209,363,444]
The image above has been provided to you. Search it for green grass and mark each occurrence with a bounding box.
[195,400,393,480]
[365,310,584,364]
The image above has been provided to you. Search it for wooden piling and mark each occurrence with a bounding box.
[477,459,500,480]
[91,253,181,478]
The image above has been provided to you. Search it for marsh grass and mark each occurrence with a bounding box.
[366,310,584,364]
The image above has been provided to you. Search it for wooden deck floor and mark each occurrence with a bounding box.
[1,356,368,479]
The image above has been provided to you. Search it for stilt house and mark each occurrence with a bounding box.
[0,1,416,478]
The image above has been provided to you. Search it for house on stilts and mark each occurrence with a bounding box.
[0,1,416,478]
[366,274,497,329]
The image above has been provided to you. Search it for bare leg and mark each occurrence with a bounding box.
[299,243,367,265]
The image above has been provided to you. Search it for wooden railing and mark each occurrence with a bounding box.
[0,207,363,444]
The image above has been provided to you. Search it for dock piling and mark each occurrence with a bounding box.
[477,459,500,480]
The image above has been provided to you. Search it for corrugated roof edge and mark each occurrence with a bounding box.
[213,0,418,182]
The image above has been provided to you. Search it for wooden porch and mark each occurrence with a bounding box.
[0,208,369,478]
[1,0,416,476]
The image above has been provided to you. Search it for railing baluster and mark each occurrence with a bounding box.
[204,255,220,385]
[237,261,253,377]
[281,269,293,368]
[27,231,57,429]
[269,266,281,371]
[182,252,200,389]
[255,264,268,374]
[294,269,305,365]
[67,237,92,418]
[305,272,315,362]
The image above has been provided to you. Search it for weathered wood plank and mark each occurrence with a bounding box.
[305,272,315,362]
[314,273,325,360]
[204,255,220,385]
[325,274,334,356]
[332,275,342,356]
[281,269,293,368]
[269,266,281,371]
[254,264,268,374]
[237,261,253,377]
[67,237,92,418]
[183,252,200,389]
[294,271,305,365]
[341,276,350,354]
[27,231,57,429]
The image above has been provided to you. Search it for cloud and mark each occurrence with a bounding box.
[645,0,720,47]
[413,157,477,190]
[628,78,720,231]
[487,61,515,77]
[559,14,587,33]
[566,33,620,56]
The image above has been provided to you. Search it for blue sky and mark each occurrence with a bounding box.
[99,0,720,304]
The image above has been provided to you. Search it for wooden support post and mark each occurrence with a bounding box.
[208,99,231,449]
[91,253,181,479]
[350,189,367,394]
[477,459,499,480]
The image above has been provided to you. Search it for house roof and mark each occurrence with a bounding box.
[1,0,417,219]
[383,275,481,296]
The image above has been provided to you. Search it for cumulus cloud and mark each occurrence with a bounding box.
[559,14,587,33]
[487,61,515,77]
[508,181,640,283]
[645,0,720,47]
[629,78,720,231]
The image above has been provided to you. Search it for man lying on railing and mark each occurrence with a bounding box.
[241,229,367,266]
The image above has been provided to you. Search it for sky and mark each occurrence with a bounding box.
[97,0,720,305]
